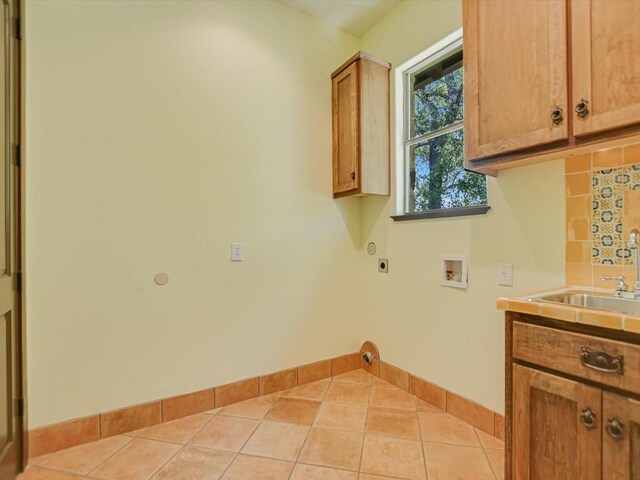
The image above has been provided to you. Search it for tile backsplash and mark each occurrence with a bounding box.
[592,165,640,265]
[566,144,640,288]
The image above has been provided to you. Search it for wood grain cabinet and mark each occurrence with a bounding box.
[603,392,640,479]
[571,0,640,138]
[464,0,640,174]
[512,365,601,480]
[331,52,390,198]
[506,315,640,480]
[464,0,569,163]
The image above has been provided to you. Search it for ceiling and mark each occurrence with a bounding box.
[277,0,402,37]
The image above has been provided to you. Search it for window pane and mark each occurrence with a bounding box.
[407,129,487,212]
[411,50,463,139]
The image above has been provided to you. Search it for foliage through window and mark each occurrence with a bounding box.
[404,41,487,213]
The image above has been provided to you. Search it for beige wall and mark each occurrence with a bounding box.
[25,0,368,428]
[25,0,567,429]
[359,0,566,413]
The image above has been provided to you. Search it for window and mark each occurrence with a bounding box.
[399,34,488,219]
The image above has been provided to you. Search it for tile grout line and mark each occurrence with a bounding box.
[21,463,98,478]
[356,375,372,475]
[98,410,222,480]
[415,393,429,480]
[84,437,137,476]
[237,390,286,471]
[295,460,410,478]
[146,411,221,478]
[421,439,486,449]
[286,371,342,479]
[214,411,263,480]
[65,434,136,478]
[367,370,433,479]
[278,419,470,445]
[483,447,505,480]
[474,428,499,480]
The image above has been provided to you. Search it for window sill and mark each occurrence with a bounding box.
[391,205,491,222]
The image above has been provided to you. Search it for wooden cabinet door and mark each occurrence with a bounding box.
[332,61,359,196]
[512,365,601,480]
[464,0,569,161]
[572,0,640,137]
[0,0,22,477]
[602,392,640,480]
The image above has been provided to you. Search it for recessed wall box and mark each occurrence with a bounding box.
[440,255,468,289]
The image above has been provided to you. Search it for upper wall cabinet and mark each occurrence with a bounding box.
[572,0,640,137]
[464,0,569,162]
[331,52,390,198]
[464,0,640,175]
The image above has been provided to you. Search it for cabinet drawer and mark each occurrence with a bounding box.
[513,322,640,394]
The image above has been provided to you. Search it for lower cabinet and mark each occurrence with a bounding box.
[602,392,640,480]
[513,364,640,480]
[513,365,601,480]
[508,317,640,480]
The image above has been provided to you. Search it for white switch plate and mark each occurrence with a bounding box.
[231,243,244,261]
[498,263,513,286]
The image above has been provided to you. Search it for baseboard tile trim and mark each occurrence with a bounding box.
[372,359,505,440]
[28,349,505,458]
[28,350,363,459]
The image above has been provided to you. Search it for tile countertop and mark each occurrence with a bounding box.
[497,286,640,334]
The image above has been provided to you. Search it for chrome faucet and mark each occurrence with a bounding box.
[601,275,628,297]
[629,228,640,294]
[601,229,640,298]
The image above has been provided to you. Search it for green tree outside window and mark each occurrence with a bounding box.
[406,49,487,213]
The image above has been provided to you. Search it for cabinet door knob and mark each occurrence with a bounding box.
[575,98,590,118]
[350,171,356,181]
[551,106,564,125]
[606,418,624,440]
[580,407,596,430]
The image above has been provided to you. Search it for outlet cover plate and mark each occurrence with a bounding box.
[378,258,389,273]
[498,263,513,286]
[231,243,244,261]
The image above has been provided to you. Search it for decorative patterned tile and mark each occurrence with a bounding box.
[626,164,640,188]
[592,163,640,266]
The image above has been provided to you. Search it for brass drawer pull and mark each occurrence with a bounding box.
[606,418,624,440]
[581,347,624,375]
[580,407,596,430]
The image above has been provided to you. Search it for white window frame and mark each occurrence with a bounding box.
[394,29,470,215]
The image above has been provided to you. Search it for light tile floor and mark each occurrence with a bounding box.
[20,369,504,480]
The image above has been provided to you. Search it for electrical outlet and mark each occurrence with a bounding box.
[231,243,244,261]
[498,263,513,286]
[378,258,389,273]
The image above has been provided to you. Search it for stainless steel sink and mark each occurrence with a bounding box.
[529,292,640,316]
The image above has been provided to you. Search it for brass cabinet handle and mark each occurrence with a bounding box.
[350,171,356,181]
[580,347,624,374]
[606,418,624,440]
[551,106,564,125]
[580,407,596,430]
[575,98,589,118]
